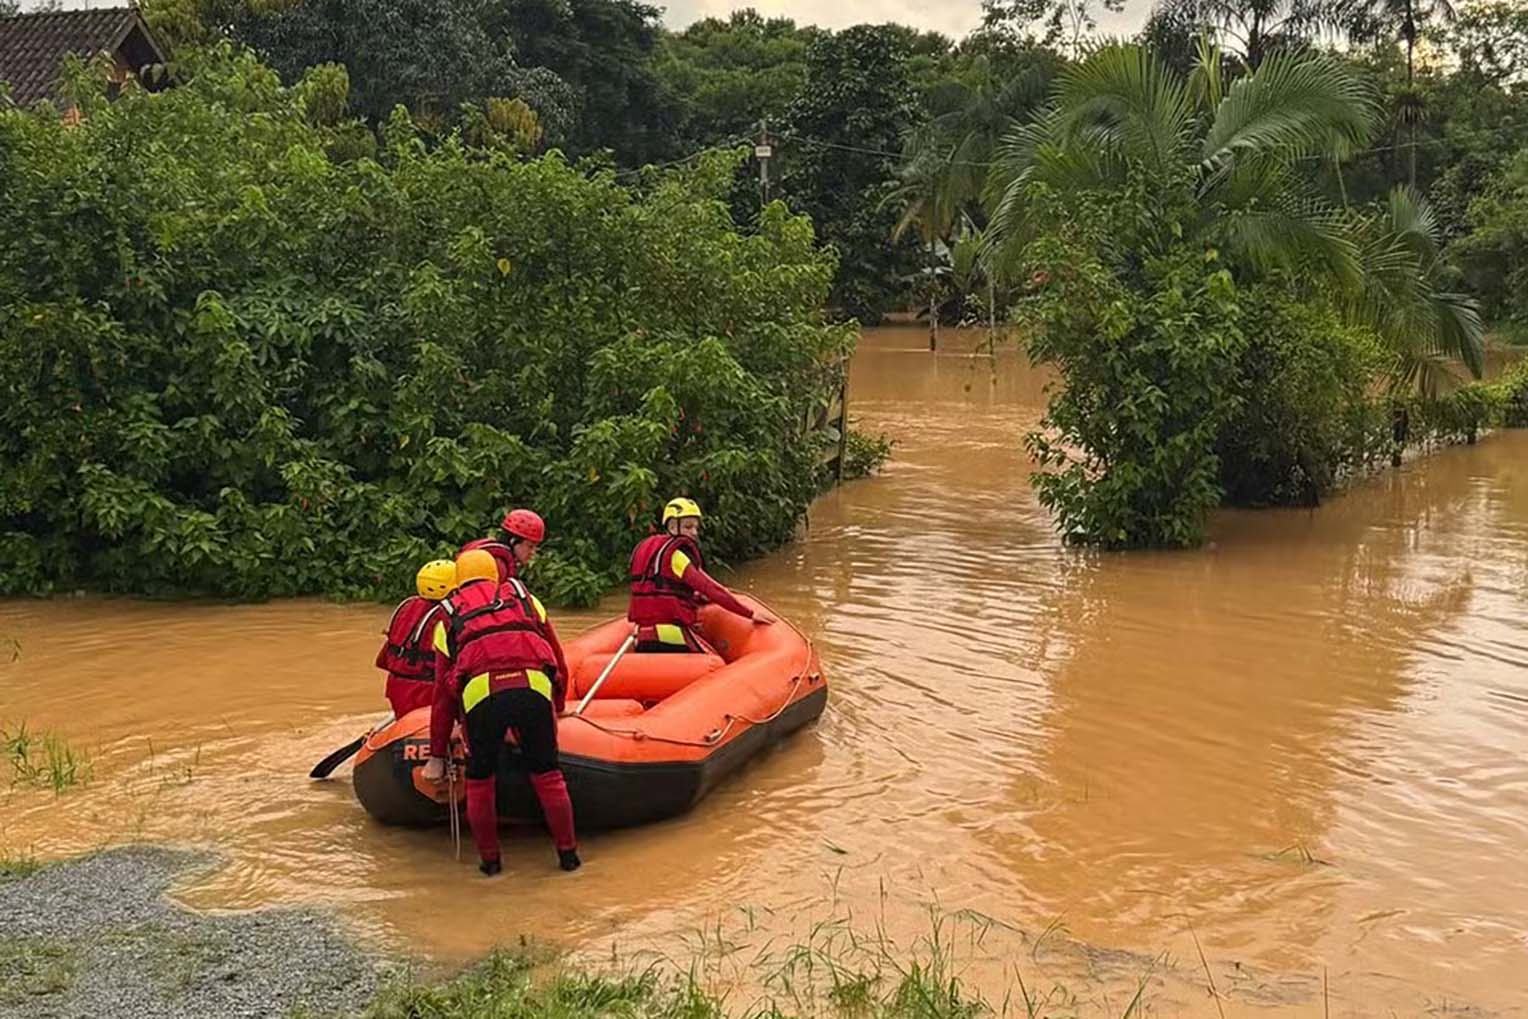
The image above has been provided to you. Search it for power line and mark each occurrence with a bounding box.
[603,116,1527,185]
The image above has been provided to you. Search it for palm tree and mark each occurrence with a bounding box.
[987,39,1375,283]
[1339,0,1458,186]
[1352,186,1485,397]
[910,52,1057,216]
[884,145,965,350]
[984,39,1482,384]
[1146,0,1341,70]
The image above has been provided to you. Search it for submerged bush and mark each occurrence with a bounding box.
[0,47,855,604]
[1217,289,1390,507]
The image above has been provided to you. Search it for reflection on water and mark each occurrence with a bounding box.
[3,327,1526,1013]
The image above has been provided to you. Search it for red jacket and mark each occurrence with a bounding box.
[429,577,571,757]
[627,534,753,628]
[375,597,445,681]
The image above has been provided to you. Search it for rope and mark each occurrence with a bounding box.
[446,747,462,861]
[565,671,813,748]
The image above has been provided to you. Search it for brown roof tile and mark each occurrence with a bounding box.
[0,7,167,106]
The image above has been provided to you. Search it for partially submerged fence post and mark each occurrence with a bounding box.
[806,354,851,484]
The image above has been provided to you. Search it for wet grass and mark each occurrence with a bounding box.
[344,913,1145,1019]
[352,947,720,1019]
[0,848,41,883]
[1,721,93,792]
[0,936,78,1006]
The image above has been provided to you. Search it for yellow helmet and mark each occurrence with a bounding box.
[416,559,457,600]
[662,497,703,524]
[454,548,499,586]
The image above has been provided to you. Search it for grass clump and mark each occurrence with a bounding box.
[1,722,93,792]
[0,849,41,883]
[0,937,78,1006]
[361,947,719,1019]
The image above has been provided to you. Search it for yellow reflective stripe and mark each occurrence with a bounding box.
[432,620,449,656]
[462,673,490,713]
[655,624,687,646]
[526,669,552,701]
[530,595,547,624]
[671,549,692,578]
[463,671,552,710]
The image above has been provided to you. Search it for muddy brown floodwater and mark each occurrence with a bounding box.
[4,326,1527,1015]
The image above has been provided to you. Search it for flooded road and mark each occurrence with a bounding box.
[3,326,1527,1014]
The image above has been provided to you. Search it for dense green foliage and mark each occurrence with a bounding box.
[0,50,853,603]
[6,0,1528,572]
[986,40,1491,544]
[654,11,815,154]
[1453,149,1528,330]
[782,26,923,323]
[1015,184,1248,547]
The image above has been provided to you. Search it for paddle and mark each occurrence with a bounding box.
[309,713,393,779]
[573,628,638,716]
[308,737,364,779]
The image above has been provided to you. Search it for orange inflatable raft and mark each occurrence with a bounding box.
[353,596,827,830]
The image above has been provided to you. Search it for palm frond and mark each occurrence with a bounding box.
[1051,43,1193,175]
[1382,185,1442,264]
[1201,50,1376,171]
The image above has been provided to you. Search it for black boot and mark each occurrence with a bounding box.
[558,848,581,872]
[479,857,502,876]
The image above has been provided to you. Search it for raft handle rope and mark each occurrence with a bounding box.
[566,670,811,749]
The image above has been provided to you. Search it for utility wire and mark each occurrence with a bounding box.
[607,119,1527,180]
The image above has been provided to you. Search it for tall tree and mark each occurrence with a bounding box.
[1143,0,1340,70]
[1341,0,1459,186]
[981,0,1125,59]
[912,47,1060,214]
[653,10,816,152]
[491,0,676,164]
[223,0,576,136]
[885,146,965,349]
[783,25,922,323]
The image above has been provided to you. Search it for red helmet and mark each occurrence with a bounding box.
[501,508,545,544]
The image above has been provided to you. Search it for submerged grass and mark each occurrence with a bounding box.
[1,721,93,792]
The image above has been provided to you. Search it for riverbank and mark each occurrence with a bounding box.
[0,846,388,1018]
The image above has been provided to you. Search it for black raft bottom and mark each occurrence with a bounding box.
[354,684,829,830]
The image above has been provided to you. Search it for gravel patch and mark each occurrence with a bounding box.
[0,845,391,1019]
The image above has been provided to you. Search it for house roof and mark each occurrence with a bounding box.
[0,7,169,106]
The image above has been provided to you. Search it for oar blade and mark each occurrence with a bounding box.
[308,736,365,779]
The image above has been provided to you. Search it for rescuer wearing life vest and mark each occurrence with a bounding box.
[458,508,544,583]
[375,559,457,719]
[627,497,772,653]
[420,538,580,874]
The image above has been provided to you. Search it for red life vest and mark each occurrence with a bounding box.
[627,534,704,627]
[458,538,518,582]
[438,577,557,697]
[376,597,443,681]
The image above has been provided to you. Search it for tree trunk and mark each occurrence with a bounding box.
[927,238,938,352]
[1406,13,1418,190]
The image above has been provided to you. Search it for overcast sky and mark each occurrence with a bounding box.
[19,0,1159,41]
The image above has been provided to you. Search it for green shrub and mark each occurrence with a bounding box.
[1216,289,1390,507]
[1015,191,1246,547]
[0,47,853,604]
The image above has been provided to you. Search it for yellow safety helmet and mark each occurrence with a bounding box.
[454,548,499,586]
[662,497,703,524]
[416,559,457,600]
